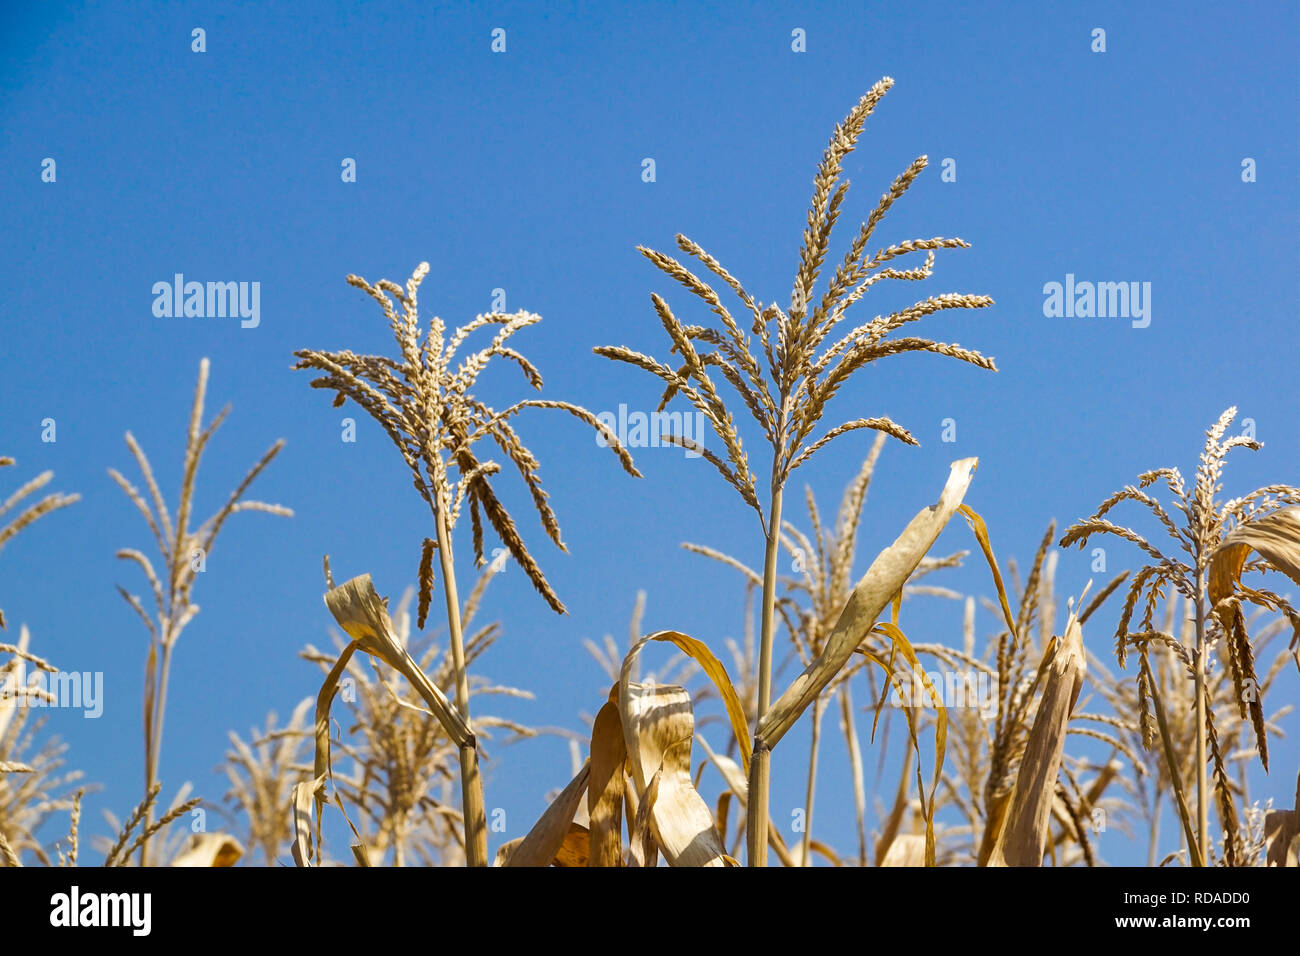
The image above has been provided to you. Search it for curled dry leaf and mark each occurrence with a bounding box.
[619,673,734,867]
[553,825,590,867]
[1209,507,1300,609]
[587,701,626,866]
[626,767,661,868]
[323,574,471,747]
[290,776,319,868]
[626,631,752,771]
[619,635,745,867]
[169,832,244,867]
[502,762,590,867]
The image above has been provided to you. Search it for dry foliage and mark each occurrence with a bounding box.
[301,573,531,866]
[222,700,313,865]
[685,432,967,864]
[501,461,981,866]
[0,627,84,867]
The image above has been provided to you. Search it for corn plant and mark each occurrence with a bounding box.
[595,77,994,863]
[0,456,79,632]
[295,266,637,864]
[111,357,290,864]
[1061,407,1300,865]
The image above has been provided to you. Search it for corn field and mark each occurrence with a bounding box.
[3,9,1298,881]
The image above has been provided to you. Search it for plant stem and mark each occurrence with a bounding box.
[746,479,784,867]
[800,694,824,866]
[433,492,488,867]
[1149,657,1204,867]
[839,683,868,866]
[1193,569,1209,862]
[140,639,173,867]
[756,485,784,717]
[1148,797,1162,868]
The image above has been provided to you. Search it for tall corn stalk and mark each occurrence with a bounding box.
[596,77,994,864]
[111,358,290,865]
[295,263,638,865]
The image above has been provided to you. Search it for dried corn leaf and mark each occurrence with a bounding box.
[809,840,841,866]
[873,621,947,865]
[958,504,1018,639]
[716,791,732,843]
[758,458,977,748]
[976,793,1010,867]
[554,824,591,867]
[324,574,471,747]
[504,762,590,867]
[1147,666,1205,868]
[290,776,318,868]
[698,736,748,800]
[626,630,751,771]
[170,833,243,867]
[304,640,359,865]
[627,766,661,868]
[656,738,738,866]
[1210,507,1300,608]
[351,845,375,867]
[618,663,733,866]
[587,701,626,866]
[493,838,523,866]
[879,833,926,867]
[873,748,912,867]
[989,617,1086,867]
[1265,770,1300,867]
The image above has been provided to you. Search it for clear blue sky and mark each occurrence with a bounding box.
[1,1,1296,865]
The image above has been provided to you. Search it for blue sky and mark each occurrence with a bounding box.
[1,0,1296,866]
